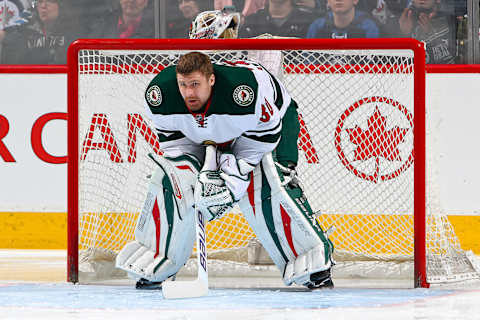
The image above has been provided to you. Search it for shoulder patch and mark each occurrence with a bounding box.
[233,85,255,107]
[146,85,162,107]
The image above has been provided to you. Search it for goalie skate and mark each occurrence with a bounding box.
[307,269,334,290]
[135,278,163,290]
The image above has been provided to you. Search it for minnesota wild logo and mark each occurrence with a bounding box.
[146,85,162,106]
[233,85,254,107]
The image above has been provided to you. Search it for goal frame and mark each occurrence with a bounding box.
[66,38,426,287]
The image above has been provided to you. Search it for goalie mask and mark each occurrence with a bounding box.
[189,9,241,39]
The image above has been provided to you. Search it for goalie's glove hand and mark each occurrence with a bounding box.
[218,153,254,201]
[194,170,234,222]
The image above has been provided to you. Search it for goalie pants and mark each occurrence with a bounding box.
[275,99,300,167]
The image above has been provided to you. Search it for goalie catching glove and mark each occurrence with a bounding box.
[194,170,234,221]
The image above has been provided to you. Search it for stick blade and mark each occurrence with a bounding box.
[162,279,208,299]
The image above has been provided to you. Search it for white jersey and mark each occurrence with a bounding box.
[144,60,293,165]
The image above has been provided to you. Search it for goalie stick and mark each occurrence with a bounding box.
[162,143,217,299]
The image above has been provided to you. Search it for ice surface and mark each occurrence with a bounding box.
[1,250,480,320]
[1,282,480,320]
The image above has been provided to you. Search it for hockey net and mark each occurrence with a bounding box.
[67,38,480,287]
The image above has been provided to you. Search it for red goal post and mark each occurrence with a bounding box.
[67,38,430,286]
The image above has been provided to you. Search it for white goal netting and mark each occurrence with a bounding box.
[70,40,480,285]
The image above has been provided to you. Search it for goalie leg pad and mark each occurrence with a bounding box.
[282,244,332,287]
[116,154,200,282]
[238,153,334,286]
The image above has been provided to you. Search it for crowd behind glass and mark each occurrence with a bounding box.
[0,0,473,64]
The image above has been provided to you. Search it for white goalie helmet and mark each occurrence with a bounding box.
[189,9,241,39]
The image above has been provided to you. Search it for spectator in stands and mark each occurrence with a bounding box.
[71,0,111,37]
[214,0,264,17]
[0,1,17,42]
[295,0,326,14]
[398,0,456,63]
[88,0,154,39]
[295,0,315,8]
[167,0,212,38]
[0,0,26,29]
[367,0,406,38]
[306,0,380,38]
[239,0,316,38]
[0,0,82,64]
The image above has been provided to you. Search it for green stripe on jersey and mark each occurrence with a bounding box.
[157,131,185,143]
[270,72,283,109]
[243,130,281,144]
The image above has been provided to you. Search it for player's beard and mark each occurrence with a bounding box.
[185,98,202,111]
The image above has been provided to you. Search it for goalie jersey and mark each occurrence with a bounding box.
[144,60,293,165]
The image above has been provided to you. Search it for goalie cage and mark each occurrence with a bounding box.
[67,38,480,288]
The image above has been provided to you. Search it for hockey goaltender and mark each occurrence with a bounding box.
[115,8,335,294]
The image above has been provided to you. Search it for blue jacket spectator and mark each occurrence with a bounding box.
[307,10,380,38]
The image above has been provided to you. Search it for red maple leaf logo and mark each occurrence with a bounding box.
[335,96,414,183]
[346,106,409,162]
